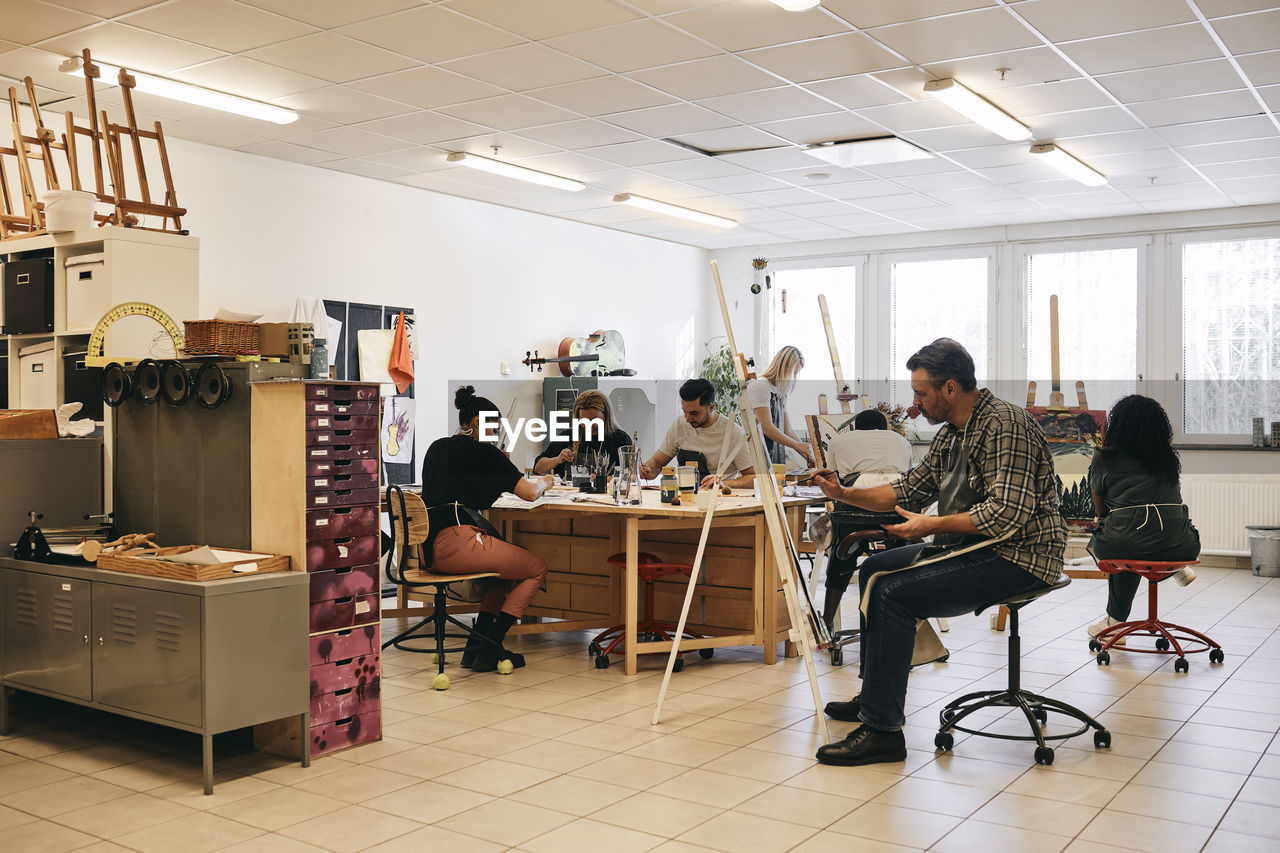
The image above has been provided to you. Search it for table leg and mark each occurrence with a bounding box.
[758,519,777,664]
[301,711,310,767]
[625,517,639,676]
[202,734,213,795]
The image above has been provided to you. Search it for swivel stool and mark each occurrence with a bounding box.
[1090,559,1221,673]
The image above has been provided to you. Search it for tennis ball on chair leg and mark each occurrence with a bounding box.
[432,673,450,690]
[496,659,514,675]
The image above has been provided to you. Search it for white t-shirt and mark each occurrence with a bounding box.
[657,412,754,477]
[745,378,781,413]
[826,430,913,486]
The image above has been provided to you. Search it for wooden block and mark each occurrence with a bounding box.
[0,410,57,439]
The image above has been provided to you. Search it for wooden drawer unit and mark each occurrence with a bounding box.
[252,380,383,760]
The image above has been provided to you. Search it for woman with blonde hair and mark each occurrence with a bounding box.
[533,389,633,478]
[747,345,813,466]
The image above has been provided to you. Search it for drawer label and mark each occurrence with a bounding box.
[314,479,328,487]
[314,403,329,411]
[318,435,330,442]
[62,583,71,591]
[311,449,326,457]
[316,418,330,427]
[338,545,349,558]
[315,518,329,527]
[315,496,329,505]
[355,601,371,614]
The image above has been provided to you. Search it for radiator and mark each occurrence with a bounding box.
[1182,478,1280,554]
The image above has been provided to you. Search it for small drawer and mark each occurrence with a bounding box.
[310,592,380,633]
[304,443,378,462]
[305,413,378,431]
[306,458,379,479]
[306,399,377,416]
[305,428,378,447]
[310,625,379,666]
[310,563,379,602]
[305,470,379,492]
[307,505,379,540]
[307,487,380,510]
[310,651,379,696]
[306,383,379,400]
[307,535,379,571]
[311,680,381,726]
[310,708,380,757]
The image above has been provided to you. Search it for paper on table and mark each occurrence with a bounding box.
[213,308,263,323]
[160,546,273,566]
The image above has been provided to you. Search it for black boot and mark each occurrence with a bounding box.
[815,724,907,766]
[461,612,495,669]
[824,694,861,722]
[472,612,523,672]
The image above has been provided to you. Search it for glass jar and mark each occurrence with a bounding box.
[660,466,678,503]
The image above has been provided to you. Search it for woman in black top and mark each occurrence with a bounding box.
[532,389,632,479]
[1086,395,1200,641]
[422,386,553,672]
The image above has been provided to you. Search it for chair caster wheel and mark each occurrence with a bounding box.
[934,732,953,752]
[1209,648,1224,664]
[1155,637,1170,652]
[1096,650,1110,666]
[1034,746,1054,766]
[588,644,599,658]
[831,648,843,666]
[673,657,684,673]
[1094,730,1112,749]
[699,648,714,660]
[1033,708,1047,726]
[1174,657,1189,673]
[1088,639,1101,653]
[595,654,610,669]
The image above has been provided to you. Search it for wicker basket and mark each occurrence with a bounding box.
[184,320,260,355]
[97,545,289,581]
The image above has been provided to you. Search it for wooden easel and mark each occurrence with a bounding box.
[62,49,111,209]
[100,66,187,233]
[818,293,855,414]
[2,77,64,239]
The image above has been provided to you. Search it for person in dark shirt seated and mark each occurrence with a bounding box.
[532,389,632,479]
[421,386,553,672]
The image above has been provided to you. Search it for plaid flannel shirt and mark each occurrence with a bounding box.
[891,389,1065,585]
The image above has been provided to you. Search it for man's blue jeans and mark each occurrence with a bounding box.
[855,543,1049,731]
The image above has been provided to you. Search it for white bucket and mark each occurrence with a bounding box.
[43,189,96,233]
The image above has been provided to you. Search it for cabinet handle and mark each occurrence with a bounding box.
[83,634,89,644]
[98,637,104,646]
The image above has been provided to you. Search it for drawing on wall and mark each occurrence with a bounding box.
[382,397,415,464]
[805,413,859,469]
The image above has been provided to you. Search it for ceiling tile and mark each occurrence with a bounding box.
[817,179,912,199]
[1087,149,1186,173]
[1218,176,1280,195]
[338,6,522,65]
[437,95,577,131]
[446,0,640,40]
[323,158,413,180]
[1238,50,1280,87]
[628,55,782,101]
[1,0,98,43]
[754,112,886,145]
[442,43,605,91]
[1023,106,1142,138]
[237,139,342,165]
[804,75,912,111]
[1127,90,1263,127]
[1058,24,1222,75]
[946,145,1034,168]
[239,0,420,29]
[696,86,837,124]
[1153,115,1277,146]
[584,139,704,167]
[546,19,718,73]
[1181,137,1280,164]
[363,147,453,172]
[908,124,1018,152]
[275,85,415,124]
[1197,0,1280,16]
[163,117,268,148]
[357,111,491,145]
[172,56,327,100]
[1106,166,1204,187]
[529,77,675,116]
[894,171,993,191]
[1012,0,1195,42]
[918,47,1086,95]
[857,99,969,133]
[639,156,748,180]
[41,22,224,74]
[1210,9,1280,55]
[1098,59,1253,103]
[736,187,831,206]
[773,199,864,218]
[742,32,904,84]
[49,0,167,15]
[987,79,1114,116]
[436,133,560,160]
[847,193,936,212]
[602,103,737,137]
[1262,83,1280,112]
[1052,129,1166,156]
[822,0,996,30]
[518,118,643,148]
[517,150,618,176]
[1197,157,1280,180]
[674,128,795,158]
[867,8,1040,65]
[246,33,416,84]
[122,0,315,53]
[347,66,503,110]
[665,0,850,53]
[285,125,405,156]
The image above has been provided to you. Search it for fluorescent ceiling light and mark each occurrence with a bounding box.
[446,152,585,192]
[1029,143,1108,187]
[769,0,822,10]
[801,136,933,168]
[923,78,1030,142]
[59,55,296,125]
[612,193,736,229]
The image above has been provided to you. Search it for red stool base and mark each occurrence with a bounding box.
[1091,560,1223,672]
[589,552,708,671]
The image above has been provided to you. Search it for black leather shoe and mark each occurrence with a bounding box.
[816,725,907,766]
[824,695,861,722]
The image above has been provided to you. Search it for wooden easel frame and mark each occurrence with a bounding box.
[100,67,187,233]
[62,49,111,207]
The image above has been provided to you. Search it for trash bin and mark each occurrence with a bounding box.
[1246,526,1280,578]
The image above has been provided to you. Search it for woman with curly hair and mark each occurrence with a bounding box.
[1086,394,1200,641]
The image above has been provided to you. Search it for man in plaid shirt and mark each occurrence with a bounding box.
[813,338,1064,766]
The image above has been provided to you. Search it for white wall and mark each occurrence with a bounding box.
[164,138,709,470]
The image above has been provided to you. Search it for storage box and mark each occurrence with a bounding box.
[19,341,55,410]
[0,409,58,439]
[258,322,291,358]
[65,253,108,331]
[3,255,54,334]
[183,320,260,355]
[288,323,314,358]
[97,545,290,581]
[63,345,103,421]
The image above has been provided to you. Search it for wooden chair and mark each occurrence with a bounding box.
[383,485,498,686]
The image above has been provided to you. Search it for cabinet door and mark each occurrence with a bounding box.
[1,569,92,700]
[92,584,201,727]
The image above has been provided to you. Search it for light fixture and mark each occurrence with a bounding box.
[1029,143,1107,187]
[59,55,297,124]
[446,151,585,192]
[923,78,1030,142]
[612,193,736,229]
[802,136,933,168]
[768,0,822,10]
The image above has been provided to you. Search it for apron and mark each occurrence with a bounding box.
[930,433,987,551]
[764,389,788,465]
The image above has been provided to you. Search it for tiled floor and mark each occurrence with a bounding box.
[3,566,1280,852]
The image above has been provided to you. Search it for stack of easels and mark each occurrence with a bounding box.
[1,49,187,240]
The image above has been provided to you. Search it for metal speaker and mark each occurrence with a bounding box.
[195,362,233,410]
[160,360,192,406]
[102,362,131,408]
[134,358,161,405]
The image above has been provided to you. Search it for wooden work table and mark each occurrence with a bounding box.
[488,488,820,675]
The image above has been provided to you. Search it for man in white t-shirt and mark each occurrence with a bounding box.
[640,378,756,489]
[826,409,914,489]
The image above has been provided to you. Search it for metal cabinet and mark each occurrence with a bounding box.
[1,569,92,700]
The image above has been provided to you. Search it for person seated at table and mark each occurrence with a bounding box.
[422,386,554,672]
[640,377,755,490]
[747,345,813,466]
[820,408,914,631]
[1085,394,1200,643]
[532,389,632,479]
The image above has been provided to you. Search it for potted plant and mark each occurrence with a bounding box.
[701,339,742,422]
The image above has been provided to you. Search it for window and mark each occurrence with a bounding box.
[1026,246,1138,415]
[1181,236,1280,437]
[890,255,988,405]
[767,265,856,384]
[676,314,696,379]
